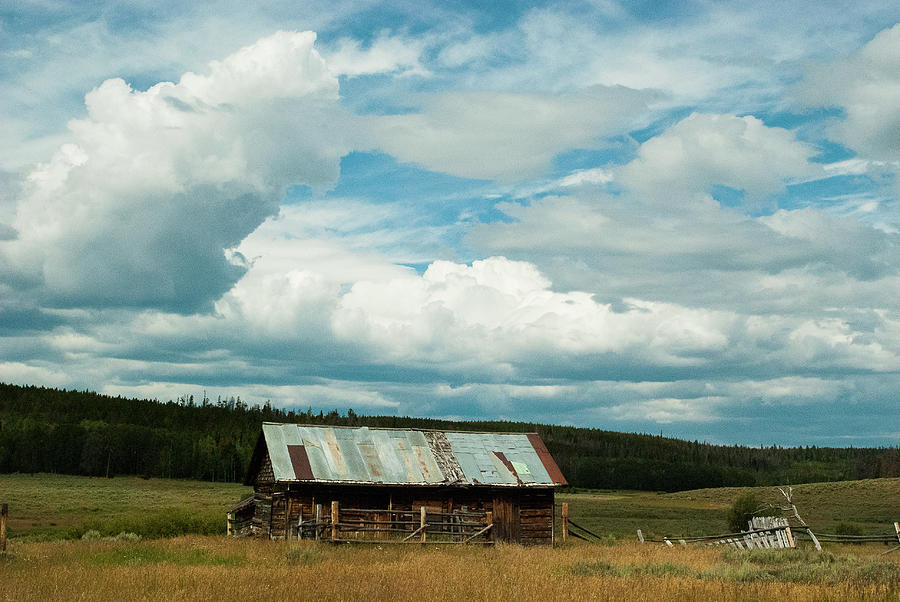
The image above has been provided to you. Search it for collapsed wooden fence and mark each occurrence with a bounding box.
[637,518,900,551]
[638,517,796,550]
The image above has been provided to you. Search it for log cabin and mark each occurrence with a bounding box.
[230,422,567,545]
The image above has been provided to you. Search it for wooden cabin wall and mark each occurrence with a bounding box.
[250,454,275,537]
[255,482,556,544]
[517,489,554,545]
[228,508,254,537]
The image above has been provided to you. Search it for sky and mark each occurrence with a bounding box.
[1,1,900,446]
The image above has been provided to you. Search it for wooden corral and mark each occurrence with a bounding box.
[231,423,567,545]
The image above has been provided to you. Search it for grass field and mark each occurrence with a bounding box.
[1,536,898,601]
[562,477,900,540]
[0,474,898,600]
[0,473,250,540]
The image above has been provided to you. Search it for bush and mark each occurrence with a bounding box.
[834,522,863,536]
[726,493,764,533]
[110,532,142,541]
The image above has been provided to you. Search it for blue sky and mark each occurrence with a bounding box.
[1,1,900,446]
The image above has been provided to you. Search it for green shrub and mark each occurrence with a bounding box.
[834,522,863,536]
[110,532,141,541]
[726,493,765,533]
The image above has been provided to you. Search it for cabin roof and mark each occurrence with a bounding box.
[250,423,567,488]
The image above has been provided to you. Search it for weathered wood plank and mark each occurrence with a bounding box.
[1,503,7,553]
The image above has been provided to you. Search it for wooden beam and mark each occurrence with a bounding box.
[420,506,427,544]
[561,502,568,542]
[1,503,6,553]
[298,507,303,540]
[331,501,339,542]
[401,525,426,542]
[315,504,322,541]
[462,523,493,544]
[285,497,292,541]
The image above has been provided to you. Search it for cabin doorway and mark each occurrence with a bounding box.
[492,494,520,543]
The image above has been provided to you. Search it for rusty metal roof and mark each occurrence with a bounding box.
[259,423,567,487]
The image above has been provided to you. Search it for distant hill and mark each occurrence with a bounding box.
[1,382,897,491]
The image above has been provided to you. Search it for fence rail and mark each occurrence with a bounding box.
[637,518,900,551]
[288,503,494,545]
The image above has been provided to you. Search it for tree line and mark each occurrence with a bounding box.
[1,382,897,491]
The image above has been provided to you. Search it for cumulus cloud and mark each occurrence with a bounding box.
[2,31,352,311]
[471,194,899,315]
[469,110,898,314]
[618,113,816,207]
[331,256,736,376]
[800,24,900,163]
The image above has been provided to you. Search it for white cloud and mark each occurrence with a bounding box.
[610,396,727,424]
[559,167,614,187]
[368,86,656,180]
[2,31,353,310]
[331,256,735,371]
[464,110,900,380]
[618,113,815,207]
[433,4,878,107]
[800,24,900,163]
[324,33,427,77]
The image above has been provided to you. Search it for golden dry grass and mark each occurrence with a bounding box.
[2,537,899,601]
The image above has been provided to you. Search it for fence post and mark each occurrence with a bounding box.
[894,522,899,544]
[297,507,303,540]
[1,503,7,553]
[315,504,322,541]
[331,501,339,542]
[420,506,427,544]
[637,529,644,543]
[561,502,568,542]
[285,497,292,541]
[226,512,232,537]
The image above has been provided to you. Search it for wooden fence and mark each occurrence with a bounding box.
[639,517,900,551]
[638,516,797,550]
[286,502,494,545]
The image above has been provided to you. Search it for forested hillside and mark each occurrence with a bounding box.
[1,383,897,491]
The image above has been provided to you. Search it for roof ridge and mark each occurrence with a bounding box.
[260,421,539,435]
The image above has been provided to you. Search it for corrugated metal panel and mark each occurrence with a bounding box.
[443,431,557,486]
[260,423,564,487]
[526,433,568,486]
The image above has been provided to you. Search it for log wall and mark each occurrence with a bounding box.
[255,480,555,544]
